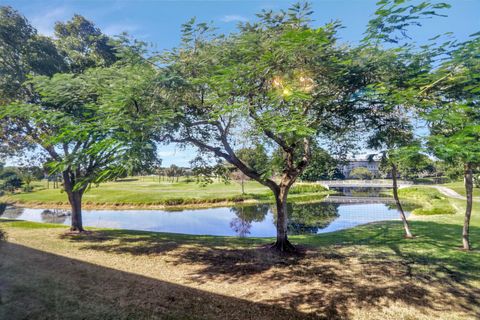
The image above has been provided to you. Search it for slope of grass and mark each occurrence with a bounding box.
[0,177,329,208]
[398,186,456,215]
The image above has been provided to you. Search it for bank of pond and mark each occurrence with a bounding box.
[0,186,455,237]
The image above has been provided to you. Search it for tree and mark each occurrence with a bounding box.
[157,3,372,251]
[2,174,22,192]
[1,11,163,231]
[1,10,167,231]
[421,34,480,250]
[230,170,249,194]
[349,167,374,180]
[0,7,65,156]
[2,64,160,231]
[236,145,270,175]
[361,0,452,239]
[54,14,116,73]
[298,144,342,181]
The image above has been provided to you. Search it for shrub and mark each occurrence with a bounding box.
[412,207,456,215]
[349,167,374,180]
[290,184,328,194]
[2,175,23,192]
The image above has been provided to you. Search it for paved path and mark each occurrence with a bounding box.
[432,185,480,201]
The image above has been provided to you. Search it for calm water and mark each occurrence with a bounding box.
[0,201,406,237]
[330,186,390,197]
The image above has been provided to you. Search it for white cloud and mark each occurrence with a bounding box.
[102,23,139,36]
[31,6,70,36]
[221,15,249,23]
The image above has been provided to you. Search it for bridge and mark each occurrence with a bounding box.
[316,179,412,189]
[321,195,397,204]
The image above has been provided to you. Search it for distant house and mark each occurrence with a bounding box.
[340,156,381,178]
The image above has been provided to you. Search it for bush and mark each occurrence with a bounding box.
[349,167,374,180]
[290,184,328,194]
[2,175,23,192]
[412,177,435,185]
[412,207,456,215]
[22,185,34,192]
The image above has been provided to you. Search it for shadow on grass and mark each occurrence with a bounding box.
[0,242,320,320]
[55,220,480,319]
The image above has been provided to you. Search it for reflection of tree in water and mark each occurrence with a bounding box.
[284,202,340,235]
[41,209,71,224]
[386,202,418,213]
[334,187,386,197]
[0,205,24,219]
[229,204,269,237]
[0,203,6,215]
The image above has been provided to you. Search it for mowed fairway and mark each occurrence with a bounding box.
[0,195,479,319]
[1,177,271,207]
[0,177,331,208]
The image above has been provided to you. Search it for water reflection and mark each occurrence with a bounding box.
[287,202,340,235]
[0,201,406,237]
[41,209,71,224]
[331,187,389,197]
[0,206,23,219]
[229,204,269,237]
[229,203,340,237]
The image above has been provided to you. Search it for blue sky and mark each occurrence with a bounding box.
[1,0,479,167]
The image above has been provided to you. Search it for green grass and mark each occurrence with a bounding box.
[443,181,480,197]
[0,177,329,207]
[398,186,456,215]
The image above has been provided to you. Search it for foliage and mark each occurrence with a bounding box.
[413,207,455,215]
[364,0,451,44]
[2,175,23,192]
[189,157,230,187]
[299,146,342,181]
[235,145,269,175]
[421,34,480,166]
[474,174,480,189]
[156,3,379,249]
[54,14,117,73]
[349,167,374,180]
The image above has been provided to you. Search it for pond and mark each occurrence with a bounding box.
[330,186,391,197]
[0,201,407,237]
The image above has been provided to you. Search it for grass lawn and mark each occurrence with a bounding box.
[398,186,457,215]
[0,177,329,208]
[444,181,480,197]
[0,188,479,319]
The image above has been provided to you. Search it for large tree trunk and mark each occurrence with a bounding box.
[463,163,473,251]
[391,164,413,238]
[68,191,84,232]
[271,185,296,252]
[63,171,85,232]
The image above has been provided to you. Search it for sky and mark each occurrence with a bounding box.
[1,0,479,167]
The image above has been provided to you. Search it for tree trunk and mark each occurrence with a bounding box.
[241,177,245,195]
[463,163,473,251]
[63,171,85,232]
[392,164,413,238]
[271,186,295,252]
[68,191,84,232]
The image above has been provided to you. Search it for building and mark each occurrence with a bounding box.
[340,156,381,178]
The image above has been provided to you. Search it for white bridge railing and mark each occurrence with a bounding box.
[316,179,413,188]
